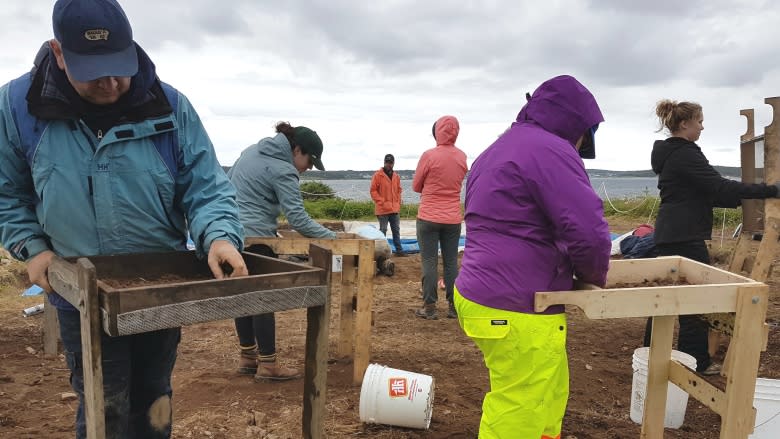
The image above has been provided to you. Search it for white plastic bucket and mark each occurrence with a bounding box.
[750,378,780,439]
[359,363,435,429]
[629,347,697,429]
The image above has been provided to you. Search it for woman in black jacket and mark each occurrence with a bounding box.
[645,99,779,375]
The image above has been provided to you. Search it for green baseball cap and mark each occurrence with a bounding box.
[293,126,324,170]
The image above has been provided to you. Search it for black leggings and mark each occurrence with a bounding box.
[234,244,276,356]
[642,240,711,372]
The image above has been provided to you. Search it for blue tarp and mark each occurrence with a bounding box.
[21,284,44,296]
[387,236,466,254]
[389,233,622,255]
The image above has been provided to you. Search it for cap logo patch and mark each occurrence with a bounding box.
[84,29,110,41]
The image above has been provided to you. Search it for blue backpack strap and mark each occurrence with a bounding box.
[7,73,49,166]
[10,74,182,178]
[153,83,182,178]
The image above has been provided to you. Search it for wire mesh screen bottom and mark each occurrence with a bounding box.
[102,285,328,336]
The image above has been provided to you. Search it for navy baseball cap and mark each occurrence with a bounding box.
[53,0,138,82]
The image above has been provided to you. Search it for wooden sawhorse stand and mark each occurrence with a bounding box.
[536,257,768,438]
[47,245,332,439]
[246,233,376,385]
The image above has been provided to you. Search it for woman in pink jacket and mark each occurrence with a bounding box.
[413,115,468,319]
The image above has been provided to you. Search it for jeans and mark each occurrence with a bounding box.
[643,240,711,372]
[58,309,180,439]
[235,244,276,355]
[417,218,461,305]
[378,213,403,254]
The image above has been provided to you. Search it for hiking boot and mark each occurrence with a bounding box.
[255,354,301,381]
[447,302,458,319]
[415,303,438,320]
[237,345,258,375]
[700,361,722,376]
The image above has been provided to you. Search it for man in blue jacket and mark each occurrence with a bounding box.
[0,1,247,437]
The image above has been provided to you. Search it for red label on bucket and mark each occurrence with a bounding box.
[388,377,408,398]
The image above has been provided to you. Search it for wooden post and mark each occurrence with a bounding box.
[303,245,332,439]
[640,315,675,439]
[720,286,767,438]
[42,293,59,357]
[77,258,105,439]
[740,109,762,232]
[353,240,375,385]
[751,97,780,282]
[338,255,356,358]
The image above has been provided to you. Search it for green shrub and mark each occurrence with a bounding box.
[299,181,335,201]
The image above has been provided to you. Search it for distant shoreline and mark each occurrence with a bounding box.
[296,165,742,180]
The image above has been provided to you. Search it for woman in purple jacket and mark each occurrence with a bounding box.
[454,75,611,439]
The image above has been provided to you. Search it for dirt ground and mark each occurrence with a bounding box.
[1,217,780,438]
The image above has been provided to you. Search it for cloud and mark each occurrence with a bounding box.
[2,0,780,172]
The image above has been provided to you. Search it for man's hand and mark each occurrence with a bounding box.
[207,240,249,279]
[27,250,55,292]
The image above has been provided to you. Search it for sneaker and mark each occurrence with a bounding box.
[447,302,458,319]
[255,356,301,381]
[237,346,258,375]
[700,362,722,376]
[415,303,438,320]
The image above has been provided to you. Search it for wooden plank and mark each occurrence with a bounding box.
[740,109,763,232]
[750,216,780,282]
[763,97,780,218]
[48,256,81,307]
[245,237,361,256]
[605,257,680,286]
[338,255,356,358]
[535,284,745,319]
[721,286,768,439]
[77,258,105,439]
[303,244,332,439]
[668,360,726,415]
[641,315,675,439]
[353,240,375,385]
[42,294,59,357]
[113,269,322,313]
[678,257,756,285]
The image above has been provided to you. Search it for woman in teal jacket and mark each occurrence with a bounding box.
[228,121,336,380]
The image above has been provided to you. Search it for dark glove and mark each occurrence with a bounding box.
[774,182,780,197]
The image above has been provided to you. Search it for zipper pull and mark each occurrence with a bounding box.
[97,129,103,140]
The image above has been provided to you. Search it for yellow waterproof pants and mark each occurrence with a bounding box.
[454,287,568,439]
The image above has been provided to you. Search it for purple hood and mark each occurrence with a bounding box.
[455,75,611,314]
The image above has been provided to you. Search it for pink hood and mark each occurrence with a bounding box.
[413,115,468,224]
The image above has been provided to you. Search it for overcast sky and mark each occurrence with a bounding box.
[1,0,778,172]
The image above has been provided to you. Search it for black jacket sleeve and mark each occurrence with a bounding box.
[675,147,776,208]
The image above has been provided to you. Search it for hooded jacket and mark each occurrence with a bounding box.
[412,115,468,224]
[651,137,776,244]
[455,75,611,314]
[370,167,402,215]
[0,43,244,310]
[228,133,336,239]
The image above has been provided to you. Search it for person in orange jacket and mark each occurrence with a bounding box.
[370,154,405,256]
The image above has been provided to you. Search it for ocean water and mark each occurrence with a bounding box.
[310,177,659,203]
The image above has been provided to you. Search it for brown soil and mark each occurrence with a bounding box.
[100,273,214,289]
[1,217,779,438]
[611,276,691,289]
